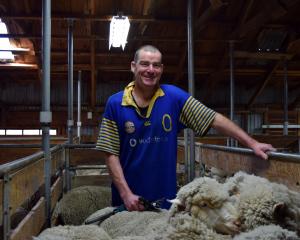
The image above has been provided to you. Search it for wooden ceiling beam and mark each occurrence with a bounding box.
[0,33,235,43]
[234,51,293,60]
[0,63,38,69]
[289,95,300,109]
[247,61,281,108]
[1,14,184,23]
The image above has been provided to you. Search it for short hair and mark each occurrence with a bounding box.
[134,45,162,63]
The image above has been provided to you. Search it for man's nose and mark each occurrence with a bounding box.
[147,64,154,72]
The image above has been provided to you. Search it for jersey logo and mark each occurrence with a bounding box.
[144,121,151,126]
[125,121,135,134]
[162,114,172,132]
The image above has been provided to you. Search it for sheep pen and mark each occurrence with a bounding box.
[37,171,300,239]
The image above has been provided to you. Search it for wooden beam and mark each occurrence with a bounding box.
[0,63,38,69]
[247,61,281,107]
[234,51,293,60]
[203,0,289,103]
[1,14,184,23]
[289,95,300,109]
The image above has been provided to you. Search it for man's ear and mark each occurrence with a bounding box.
[131,61,136,73]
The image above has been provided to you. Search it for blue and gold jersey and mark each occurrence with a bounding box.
[96,82,216,208]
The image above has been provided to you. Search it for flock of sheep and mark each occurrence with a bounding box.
[34,171,300,240]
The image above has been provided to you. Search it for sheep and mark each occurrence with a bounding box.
[224,171,300,234]
[233,224,299,240]
[99,210,169,238]
[52,185,111,225]
[97,210,229,240]
[34,225,111,240]
[169,176,241,235]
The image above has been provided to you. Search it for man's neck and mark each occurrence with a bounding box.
[132,83,158,107]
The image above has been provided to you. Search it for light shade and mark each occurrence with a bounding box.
[109,16,130,50]
[0,18,14,62]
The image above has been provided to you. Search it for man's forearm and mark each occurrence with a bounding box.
[105,153,132,199]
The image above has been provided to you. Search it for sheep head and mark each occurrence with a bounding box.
[169,177,241,235]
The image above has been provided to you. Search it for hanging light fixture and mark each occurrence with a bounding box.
[109,14,130,50]
[0,18,14,62]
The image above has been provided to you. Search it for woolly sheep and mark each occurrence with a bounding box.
[169,176,241,235]
[233,224,299,240]
[99,210,169,238]
[34,225,111,240]
[98,210,230,240]
[224,171,300,234]
[52,185,111,225]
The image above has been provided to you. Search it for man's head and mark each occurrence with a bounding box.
[131,45,164,89]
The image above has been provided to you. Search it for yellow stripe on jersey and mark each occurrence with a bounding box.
[96,117,120,155]
[179,96,216,136]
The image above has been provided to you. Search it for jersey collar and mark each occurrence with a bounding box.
[121,81,165,118]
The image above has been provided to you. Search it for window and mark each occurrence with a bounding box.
[0,18,14,62]
[0,129,57,136]
[6,129,22,135]
[23,129,40,135]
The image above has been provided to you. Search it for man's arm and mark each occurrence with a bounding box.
[211,113,276,159]
[105,153,144,211]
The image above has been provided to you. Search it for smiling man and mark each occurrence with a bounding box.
[96,45,275,211]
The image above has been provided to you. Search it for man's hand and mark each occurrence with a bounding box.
[122,192,145,211]
[250,142,276,160]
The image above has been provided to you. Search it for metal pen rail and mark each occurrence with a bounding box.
[197,143,300,163]
[0,144,63,177]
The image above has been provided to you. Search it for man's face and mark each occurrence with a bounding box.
[131,50,163,88]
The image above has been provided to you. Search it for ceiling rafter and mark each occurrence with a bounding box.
[202,0,293,103]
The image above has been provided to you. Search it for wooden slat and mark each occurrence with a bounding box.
[71,175,111,188]
[50,176,63,211]
[10,198,45,240]
[0,180,3,225]
[199,146,300,192]
[10,159,44,217]
[51,148,64,175]
[69,148,106,166]
[0,148,39,164]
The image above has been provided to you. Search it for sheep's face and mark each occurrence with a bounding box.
[169,177,241,235]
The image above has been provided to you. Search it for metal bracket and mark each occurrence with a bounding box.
[40,111,52,123]
[67,120,74,127]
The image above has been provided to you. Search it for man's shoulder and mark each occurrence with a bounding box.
[160,84,189,99]
[160,84,184,93]
[107,90,124,104]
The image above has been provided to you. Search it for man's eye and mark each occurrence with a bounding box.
[140,62,150,67]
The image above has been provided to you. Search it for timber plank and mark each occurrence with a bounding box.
[69,148,106,166]
[71,175,111,188]
[200,146,300,191]
[0,180,3,225]
[10,159,44,217]
[50,176,63,211]
[10,198,45,240]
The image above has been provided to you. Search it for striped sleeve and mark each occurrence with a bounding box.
[96,117,120,155]
[179,96,216,136]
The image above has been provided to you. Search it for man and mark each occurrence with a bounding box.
[96,45,275,211]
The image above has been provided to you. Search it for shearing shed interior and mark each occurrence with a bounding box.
[0,0,300,239]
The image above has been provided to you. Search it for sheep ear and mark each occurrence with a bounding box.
[167,199,182,205]
[272,202,286,219]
